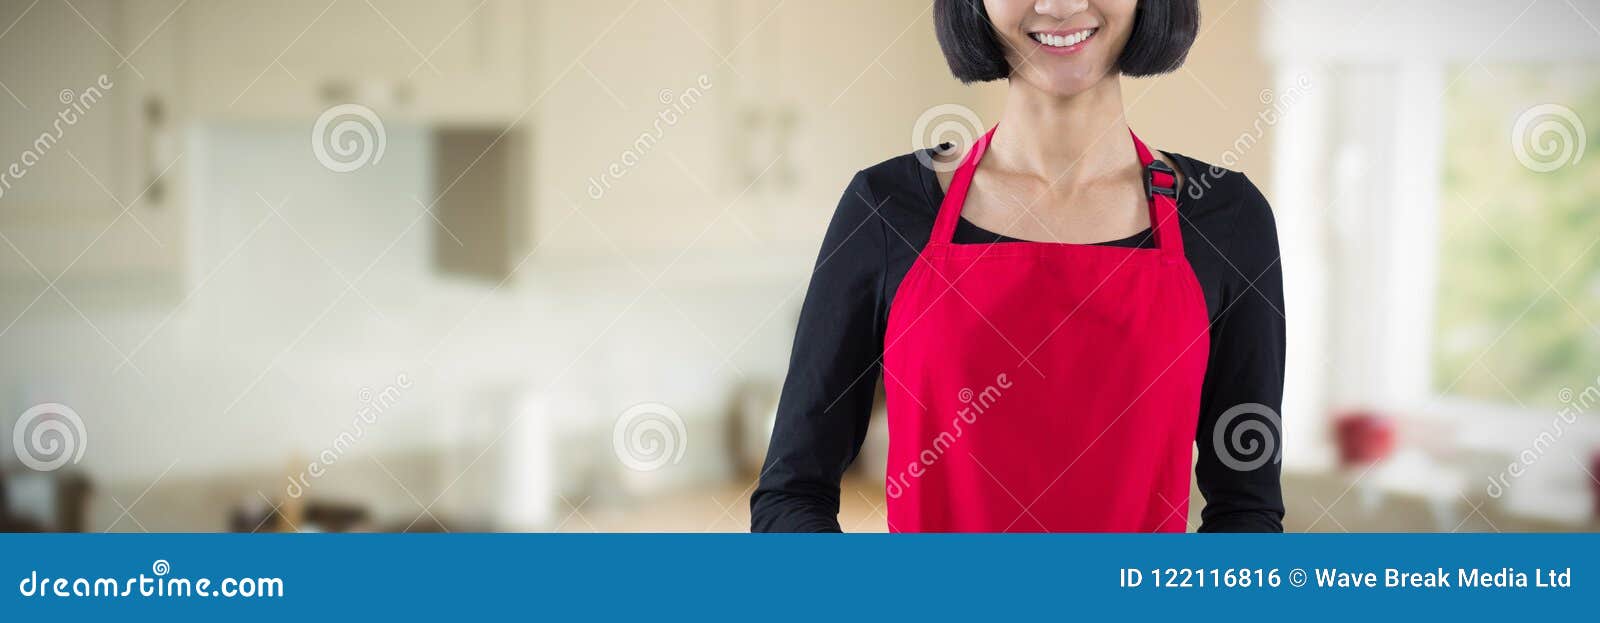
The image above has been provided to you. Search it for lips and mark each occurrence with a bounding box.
[1028,27,1097,53]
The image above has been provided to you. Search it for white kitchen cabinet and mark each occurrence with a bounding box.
[0,1,532,288]
[172,0,529,122]
[722,0,1002,247]
[524,0,997,261]
[523,0,731,261]
[0,0,183,285]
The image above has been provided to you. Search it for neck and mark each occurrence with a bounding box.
[987,76,1134,184]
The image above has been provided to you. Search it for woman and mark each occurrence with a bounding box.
[752,0,1284,532]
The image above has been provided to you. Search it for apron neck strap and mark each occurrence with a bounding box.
[929,126,995,244]
[1129,129,1185,261]
[929,125,1186,262]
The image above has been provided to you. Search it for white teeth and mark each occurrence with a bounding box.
[1031,29,1094,47]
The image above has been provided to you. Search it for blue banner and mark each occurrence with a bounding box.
[2,534,1593,620]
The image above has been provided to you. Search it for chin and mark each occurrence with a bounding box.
[1018,68,1109,99]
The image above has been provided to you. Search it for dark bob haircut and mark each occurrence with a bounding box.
[933,0,1200,83]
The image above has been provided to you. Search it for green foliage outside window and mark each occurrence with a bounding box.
[1435,64,1600,409]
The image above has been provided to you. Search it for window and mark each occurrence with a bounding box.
[1433,63,1600,409]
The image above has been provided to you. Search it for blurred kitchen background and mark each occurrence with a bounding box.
[1,0,1598,532]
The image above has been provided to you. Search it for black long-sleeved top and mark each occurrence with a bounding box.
[750,148,1286,533]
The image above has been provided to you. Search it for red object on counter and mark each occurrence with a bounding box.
[1333,410,1395,466]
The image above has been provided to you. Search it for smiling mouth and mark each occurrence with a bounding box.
[1029,28,1097,49]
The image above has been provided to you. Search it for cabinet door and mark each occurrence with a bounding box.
[178,0,527,120]
[0,0,125,221]
[0,0,172,282]
[721,0,994,247]
[527,0,731,259]
[528,0,993,259]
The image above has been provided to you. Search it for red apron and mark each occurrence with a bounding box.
[882,126,1211,532]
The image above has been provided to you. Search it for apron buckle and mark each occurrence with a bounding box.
[1144,160,1179,198]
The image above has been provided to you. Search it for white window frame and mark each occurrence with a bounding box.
[1265,0,1600,518]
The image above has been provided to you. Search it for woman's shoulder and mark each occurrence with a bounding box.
[819,150,947,246]
[1166,152,1274,223]
[854,149,944,198]
[829,149,946,223]
[1164,152,1280,266]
